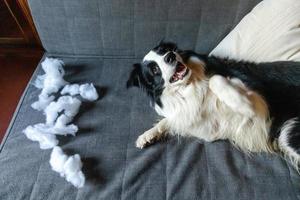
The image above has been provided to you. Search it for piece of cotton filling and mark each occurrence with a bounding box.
[31,58,68,111]
[61,83,99,101]
[23,125,58,149]
[44,96,81,125]
[79,83,98,101]
[49,147,85,188]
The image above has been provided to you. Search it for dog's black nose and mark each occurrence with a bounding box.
[164,52,176,64]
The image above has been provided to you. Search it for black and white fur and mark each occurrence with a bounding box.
[127,41,300,169]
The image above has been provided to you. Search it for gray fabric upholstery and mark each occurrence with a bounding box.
[28,0,261,57]
[2,0,300,199]
[1,55,300,199]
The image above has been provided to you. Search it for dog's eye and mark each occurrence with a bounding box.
[165,52,176,63]
[152,65,160,74]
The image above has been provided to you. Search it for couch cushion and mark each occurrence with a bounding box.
[28,0,261,57]
[210,0,300,62]
[0,54,300,199]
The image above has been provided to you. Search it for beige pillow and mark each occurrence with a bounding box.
[210,0,300,62]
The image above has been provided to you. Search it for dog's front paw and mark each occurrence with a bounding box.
[136,129,159,149]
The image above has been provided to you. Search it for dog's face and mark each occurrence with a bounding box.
[143,42,191,86]
[127,42,191,106]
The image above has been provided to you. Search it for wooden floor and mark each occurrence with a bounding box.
[0,55,42,142]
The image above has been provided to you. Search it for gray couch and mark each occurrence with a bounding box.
[1,0,300,199]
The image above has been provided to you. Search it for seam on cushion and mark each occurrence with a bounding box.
[203,144,213,200]
[96,0,104,56]
[119,5,136,199]
[282,158,300,200]
[63,1,75,55]
[74,139,84,200]
[28,155,45,200]
[165,137,168,200]
[75,188,81,200]
[194,5,202,51]
[74,134,83,199]
[45,53,143,59]
[119,119,131,200]
[131,0,135,59]
[233,0,243,27]
[165,0,170,43]
[0,53,47,153]
[133,0,136,58]
[120,95,134,200]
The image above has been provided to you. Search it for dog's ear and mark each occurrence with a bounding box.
[127,63,141,88]
[153,41,178,54]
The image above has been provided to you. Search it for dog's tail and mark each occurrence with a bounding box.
[277,117,300,171]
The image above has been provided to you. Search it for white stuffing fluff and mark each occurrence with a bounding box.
[33,74,46,89]
[49,146,68,176]
[23,125,58,149]
[54,114,78,135]
[61,83,98,101]
[33,123,78,136]
[50,147,85,188]
[31,96,82,136]
[44,96,81,126]
[31,93,55,111]
[63,155,86,188]
[39,58,68,94]
[31,58,68,111]
[79,83,98,101]
[23,57,101,188]
[61,84,80,96]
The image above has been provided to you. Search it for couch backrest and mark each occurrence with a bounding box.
[28,0,261,57]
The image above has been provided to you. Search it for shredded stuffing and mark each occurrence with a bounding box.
[61,83,98,101]
[50,146,85,188]
[44,96,81,125]
[31,58,68,111]
[23,57,100,188]
[23,125,58,149]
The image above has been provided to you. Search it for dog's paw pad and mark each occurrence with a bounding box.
[136,136,148,149]
[135,132,157,149]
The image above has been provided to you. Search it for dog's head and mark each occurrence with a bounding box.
[127,41,204,107]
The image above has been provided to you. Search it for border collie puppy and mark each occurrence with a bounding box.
[127,41,300,169]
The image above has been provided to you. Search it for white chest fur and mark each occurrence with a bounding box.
[155,79,272,153]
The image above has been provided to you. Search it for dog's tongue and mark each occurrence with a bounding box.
[170,64,187,83]
[175,64,186,78]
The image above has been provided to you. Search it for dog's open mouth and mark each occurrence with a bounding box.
[170,62,189,83]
